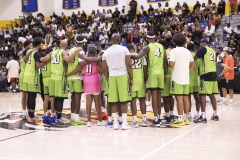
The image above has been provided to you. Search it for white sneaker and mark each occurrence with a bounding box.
[97,121,106,126]
[132,121,139,128]
[122,123,131,130]
[113,122,119,130]
[229,102,234,107]
[188,114,193,121]
[145,101,151,106]
[87,121,92,127]
[193,114,199,120]
[218,99,227,105]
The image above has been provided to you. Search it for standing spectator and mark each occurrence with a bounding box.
[230,0,237,14]
[219,47,235,106]
[194,1,201,11]
[129,0,137,16]
[0,64,8,91]
[0,54,8,65]
[218,0,226,16]
[99,31,108,49]
[6,54,19,93]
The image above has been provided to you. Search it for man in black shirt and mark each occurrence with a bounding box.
[113,7,121,17]
[148,4,154,13]
[129,0,137,16]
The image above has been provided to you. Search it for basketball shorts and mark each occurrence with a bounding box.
[83,74,101,93]
[170,81,189,96]
[23,82,40,93]
[104,81,109,95]
[68,79,83,93]
[108,74,132,103]
[49,79,68,98]
[102,75,107,92]
[189,86,199,94]
[147,73,164,90]
[199,80,218,95]
[162,75,171,97]
[43,77,51,95]
[220,79,234,90]
[131,90,145,99]
[8,77,17,83]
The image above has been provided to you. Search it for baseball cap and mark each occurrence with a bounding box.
[223,47,232,52]
[216,46,223,51]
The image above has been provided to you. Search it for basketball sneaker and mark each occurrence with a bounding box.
[145,101,151,106]
[27,117,42,123]
[113,122,119,130]
[48,116,56,123]
[218,99,227,105]
[193,116,207,123]
[141,120,147,127]
[166,116,174,123]
[119,121,123,127]
[184,118,190,125]
[188,114,193,121]
[132,121,139,128]
[21,115,27,120]
[55,118,69,125]
[42,116,50,124]
[122,123,131,130]
[211,115,219,121]
[97,121,106,126]
[71,119,86,126]
[87,121,92,127]
[170,119,185,128]
[151,119,161,127]
[193,114,199,120]
[105,121,113,128]
[229,102,233,107]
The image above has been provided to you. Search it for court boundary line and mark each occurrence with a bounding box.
[0,131,37,142]
[138,101,240,160]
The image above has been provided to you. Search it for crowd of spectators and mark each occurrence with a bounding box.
[0,0,240,92]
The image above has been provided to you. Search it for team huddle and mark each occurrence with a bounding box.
[18,31,219,130]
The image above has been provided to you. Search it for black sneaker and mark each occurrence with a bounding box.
[193,116,207,123]
[151,119,161,127]
[170,115,178,119]
[211,115,219,121]
[166,116,174,123]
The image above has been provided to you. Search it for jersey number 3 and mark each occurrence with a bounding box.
[52,55,60,64]
[155,48,161,57]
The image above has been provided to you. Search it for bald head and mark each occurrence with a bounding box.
[60,40,68,50]
[111,34,121,44]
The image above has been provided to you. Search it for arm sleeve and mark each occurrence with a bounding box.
[196,47,207,58]
[34,52,41,62]
[169,50,176,62]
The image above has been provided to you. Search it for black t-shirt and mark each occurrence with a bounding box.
[34,52,41,63]
[196,47,217,81]
[114,11,120,17]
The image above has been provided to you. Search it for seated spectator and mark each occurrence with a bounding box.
[171,15,179,23]
[148,11,155,18]
[56,26,65,40]
[224,23,233,34]
[99,31,108,49]
[139,25,147,36]
[133,34,141,44]
[208,15,216,26]
[139,13,147,21]
[162,28,172,40]
[25,32,33,41]
[200,18,208,30]
[204,24,215,41]
[233,24,240,37]
[173,6,182,16]
[201,32,210,43]
[228,39,238,56]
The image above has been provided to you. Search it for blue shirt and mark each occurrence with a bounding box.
[139,16,147,21]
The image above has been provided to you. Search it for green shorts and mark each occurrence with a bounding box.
[49,79,68,98]
[108,74,131,103]
[199,80,218,95]
[43,77,51,95]
[102,76,106,91]
[189,86,199,94]
[162,75,171,97]
[104,81,109,95]
[131,90,145,99]
[67,79,83,93]
[170,81,189,96]
[19,72,25,91]
[23,82,40,93]
[147,73,164,90]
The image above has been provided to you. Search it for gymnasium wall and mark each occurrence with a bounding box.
[0,0,235,29]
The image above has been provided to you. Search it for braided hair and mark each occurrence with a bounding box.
[87,44,97,57]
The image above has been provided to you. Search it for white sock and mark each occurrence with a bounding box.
[48,109,51,113]
[44,112,48,116]
[230,99,233,103]
[142,114,146,121]
[23,110,27,115]
[122,113,127,125]
[133,116,137,122]
[184,113,188,120]
[157,114,160,119]
[154,116,158,122]
[166,112,170,117]
[219,97,223,100]
[51,113,56,117]
[195,111,199,117]
[202,112,206,119]
[75,114,79,121]
[170,111,174,116]
[178,115,183,122]
[112,113,118,124]
[213,110,217,116]
[101,107,106,112]
[119,116,123,122]
[71,113,75,120]
[108,116,112,122]
[223,97,226,101]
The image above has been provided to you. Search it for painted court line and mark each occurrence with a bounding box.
[139,105,231,160]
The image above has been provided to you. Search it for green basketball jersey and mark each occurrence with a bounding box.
[148,43,164,74]
[199,46,217,75]
[98,50,105,57]
[131,53,145,91]
[51,49,67,81]
[67,47,81,78]
[23,51,39,84]
[20,56,26,73]
[190,52,200,86]
[166,49,172,76]
[41,61,51,78]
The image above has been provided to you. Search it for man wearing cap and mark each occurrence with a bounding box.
[193,39,219,123]
[131,31,168,127]
[67,36,87,125]
[219,47,235,106]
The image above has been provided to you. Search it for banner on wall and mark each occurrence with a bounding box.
[63,0,80,9]
[147,0,168,2]
[99,0,118,6]
[22,0,38,12]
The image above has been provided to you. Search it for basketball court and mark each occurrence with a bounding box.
[0,92,239,160]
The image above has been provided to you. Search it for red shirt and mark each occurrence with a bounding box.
[223,56,234,80]
[230,0,237,5]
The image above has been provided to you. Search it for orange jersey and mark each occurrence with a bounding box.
[223,56,234,80]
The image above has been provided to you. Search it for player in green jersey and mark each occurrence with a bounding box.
[23,38,46,123]
[68,36,86,126]
[127,44,147,127]
[193,39,219,123]
[158,40,175,123]
[187,43,201,121]
[131,31,168,127]
[41,40,83,125]
[17,40,32,120]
